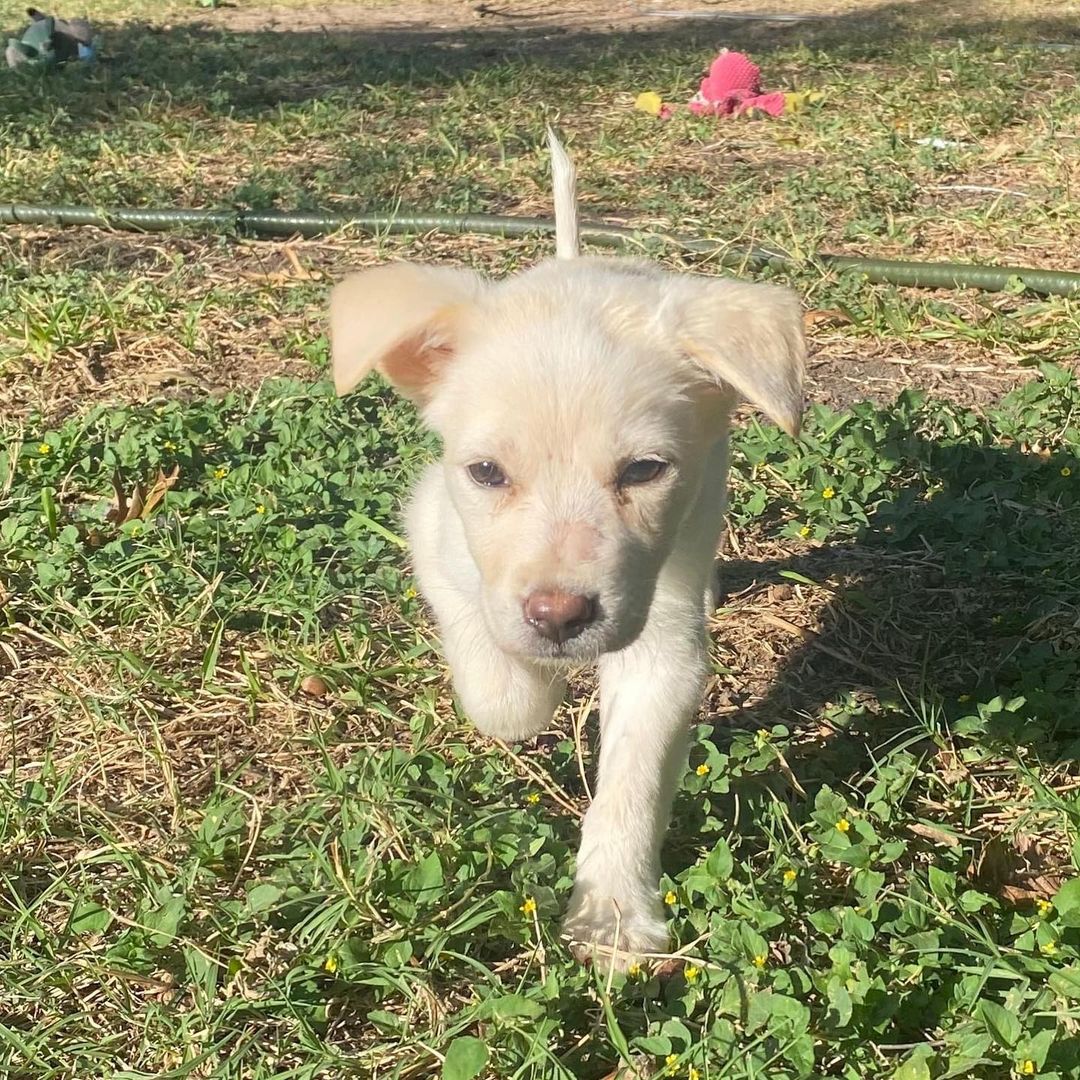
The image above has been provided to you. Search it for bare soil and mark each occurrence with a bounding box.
[189,0,1079,41]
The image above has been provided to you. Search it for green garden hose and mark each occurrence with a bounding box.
[3,202,1080,297]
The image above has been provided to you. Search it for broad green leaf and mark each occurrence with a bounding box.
[383,939,413,967]
[634,1036,671,1056]
[893,1052,933,1080]
[809,910,840,935]
[69,900,112,934]
[941,1030,992,1079]
[1052,878,1080,924]
[442,1037,488,1080]
[705,839,733,881]
[1020,1028,1055,1069]
[479,994,545,1021]
[406,851,444,895]
[826,978,853,1028]
[1049,966,1080,1000]
[245,883,282,914]
[143,893,186,945]
[768,989,812,1032]
[813,786,848,822]
[928,865,956,899]
[839,908,875,942]
[740,923,770,963]
[978,1000,1022,1049]
[785,1032,816,1076]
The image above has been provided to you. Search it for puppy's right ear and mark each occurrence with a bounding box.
[330,263,486,401]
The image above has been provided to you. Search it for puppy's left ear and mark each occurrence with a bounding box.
[668,277,806,437]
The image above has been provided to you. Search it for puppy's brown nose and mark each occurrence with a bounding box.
[523,590,597,644]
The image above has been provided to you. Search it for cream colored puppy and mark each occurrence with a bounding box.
[330,132,805,967]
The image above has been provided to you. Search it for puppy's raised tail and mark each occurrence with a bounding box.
[546,126,579,260]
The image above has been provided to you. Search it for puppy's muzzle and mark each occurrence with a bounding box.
[523,589,598,645]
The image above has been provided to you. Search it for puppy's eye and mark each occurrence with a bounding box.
[618,458,669,487]
[467,460,509,488]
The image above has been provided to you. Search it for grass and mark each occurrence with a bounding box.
[2,1,1080,1077]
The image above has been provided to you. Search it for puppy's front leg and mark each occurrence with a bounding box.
[408,465,566,742]
[439,613,567,742]
[563,587,709,967]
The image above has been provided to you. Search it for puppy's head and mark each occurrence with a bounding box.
[331,258,804,663]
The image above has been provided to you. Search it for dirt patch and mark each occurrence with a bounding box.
[806,330,1038,413]
[186,0,1079,40]
[194,0,861,38]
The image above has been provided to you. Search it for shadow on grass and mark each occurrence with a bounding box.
[651,381,1080,900]
[726,441,1075,718]
[0,1,1078,120]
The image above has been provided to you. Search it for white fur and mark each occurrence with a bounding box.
[547,125,579,260]
[329,136,805,968]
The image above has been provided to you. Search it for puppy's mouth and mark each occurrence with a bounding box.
[521,632,608,665]
[498,614,648,665]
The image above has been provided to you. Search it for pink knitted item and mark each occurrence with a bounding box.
[688,50,787,117]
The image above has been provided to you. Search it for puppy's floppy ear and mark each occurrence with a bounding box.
[666,277,806,437]
[329,263,486,401]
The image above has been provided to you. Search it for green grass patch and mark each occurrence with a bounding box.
[4,367,1080,1078]
[3,2,1080,1076]
[0,6,1077,270]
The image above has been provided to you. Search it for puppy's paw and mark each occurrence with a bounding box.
[468,704,552,743]
[457,671,565,743]
[562,890,670,973]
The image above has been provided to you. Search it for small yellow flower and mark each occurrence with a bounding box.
[689,1069,700,1080]
[665,1054,680,1075]
[1040,940,1057,956]
[752,954,767,969]
[1037,900,1053,917]
[627,961,642,977]
[1017,1061,1036,1075]
[799,525,811,538]
[836,818,851,833]
[213,467,228,479]
[255,504,267,515]
[323,955,338,973]
[822,486,836,500]
[520,896,537,916]
[38,443,52,455]
[635,90,665,116]
[695,763,710,777]
[756,729,772,745]
[404,586,418,600]
[526,792,541,805]
[664,890,678,906]
[684,965,701,982]
[958,693,971,702]
[783,868,797,885]
[1061,466,1072,477]
[163,440,177,451]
